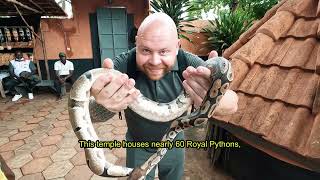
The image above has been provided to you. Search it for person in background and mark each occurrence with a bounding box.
[5,50,39,101]
[54,52,74,100]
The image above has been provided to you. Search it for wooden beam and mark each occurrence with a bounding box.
[5,0,41,13]
[27,0,45,12]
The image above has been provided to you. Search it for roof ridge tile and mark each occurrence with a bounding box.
[278,0,316,17]
[222,0,288,58]
[257,11,295,40]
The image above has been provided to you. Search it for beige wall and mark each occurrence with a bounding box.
[34,2,211,60]
[180,20,211,56]
[34,0,149,60]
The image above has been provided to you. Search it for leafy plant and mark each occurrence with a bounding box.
[189,0,278,19]
[202,10,254,55]
[150,0,199,42]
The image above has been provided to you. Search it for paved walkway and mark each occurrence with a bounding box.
[0,92,232,180]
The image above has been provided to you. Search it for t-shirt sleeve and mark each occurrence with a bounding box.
[29,61,36,72]
[69,61,74,70]
[184,51,205,68]
[54,62,59,71]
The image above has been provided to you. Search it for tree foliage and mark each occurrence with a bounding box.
[198,0,278,54]
[150,0,200,42]
[202,9,254,55]
[189,0,279,19]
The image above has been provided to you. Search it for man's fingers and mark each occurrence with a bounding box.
[110,78,136,102]
[208,50,218,58]
[182,80,202,107]
[102,58,114,69]
[122,89,140,105]
[184,78,207,99]
[196,66,211,79]
[182,66,196,80]
[100,74,128,99]
[91,75,112,97]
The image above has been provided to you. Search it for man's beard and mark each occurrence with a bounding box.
[142,64,172,80]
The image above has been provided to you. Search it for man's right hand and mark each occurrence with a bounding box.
[91,58,140,112]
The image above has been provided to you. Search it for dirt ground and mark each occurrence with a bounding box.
[184,123,233,180]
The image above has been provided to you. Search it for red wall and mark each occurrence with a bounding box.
[34,0,149,60]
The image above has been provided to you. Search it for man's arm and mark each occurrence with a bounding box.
[29,61,37,75]
[8,62,19,79]
[213,90,238,116]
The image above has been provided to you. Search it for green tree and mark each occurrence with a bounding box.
[150,0,200,42]
[202,9,254,55]
[189,0,278,19]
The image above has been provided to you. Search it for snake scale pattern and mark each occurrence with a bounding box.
[68,57,233,180]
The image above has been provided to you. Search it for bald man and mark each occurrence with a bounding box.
[91,13,238,179]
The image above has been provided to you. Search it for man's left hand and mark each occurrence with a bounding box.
[182,66,211,108]
[182,50,218,108]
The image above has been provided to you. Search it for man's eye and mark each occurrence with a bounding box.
[142,49,150,53]
[160,50,168,55]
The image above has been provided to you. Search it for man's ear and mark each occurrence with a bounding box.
[176,39,180,55]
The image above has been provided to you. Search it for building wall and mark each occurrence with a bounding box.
[180,20,212,56]
[34,0,149,60]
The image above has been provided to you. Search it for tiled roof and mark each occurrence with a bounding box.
[217,0,320,170]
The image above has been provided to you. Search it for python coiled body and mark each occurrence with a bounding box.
[68,57,233,179]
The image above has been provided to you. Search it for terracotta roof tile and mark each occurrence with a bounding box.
[238,96,266,129]
[278,107,312,151]
[231,33,275,66]
[229,59,250,90]
[286,18,319,38]
[239,0,288,43]
[305,43,319,71]
[285,72,318,107]
[257,38,295,65]
[305,114,320,158]
[257,11,295,40]
[318,22,320,37]
[274,68,301,100]
[316,45,320,74]
[256,38,318,70]
[280,38,317,68]
[278,0,318,17]
[223,40,244,59]
[216,0,320,170]
[255,101,285,136]
[313,77,320,114]
[318,1,320,16]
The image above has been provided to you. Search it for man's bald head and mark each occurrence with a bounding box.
[137,13,178,41]
[134,13,181,80]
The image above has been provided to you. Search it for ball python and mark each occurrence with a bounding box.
[68,56,233,179]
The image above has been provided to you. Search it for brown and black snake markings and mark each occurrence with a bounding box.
[69,57,233,180]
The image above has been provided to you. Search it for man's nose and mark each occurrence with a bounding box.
[149,53,161,65]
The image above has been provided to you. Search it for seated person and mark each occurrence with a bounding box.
[5,50,40,101]
[54,52,74,99]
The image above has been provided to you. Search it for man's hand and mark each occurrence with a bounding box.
[90,58,140,112]
[182,50,219,108]
[59,78,65,84]
[182,66,211,108]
